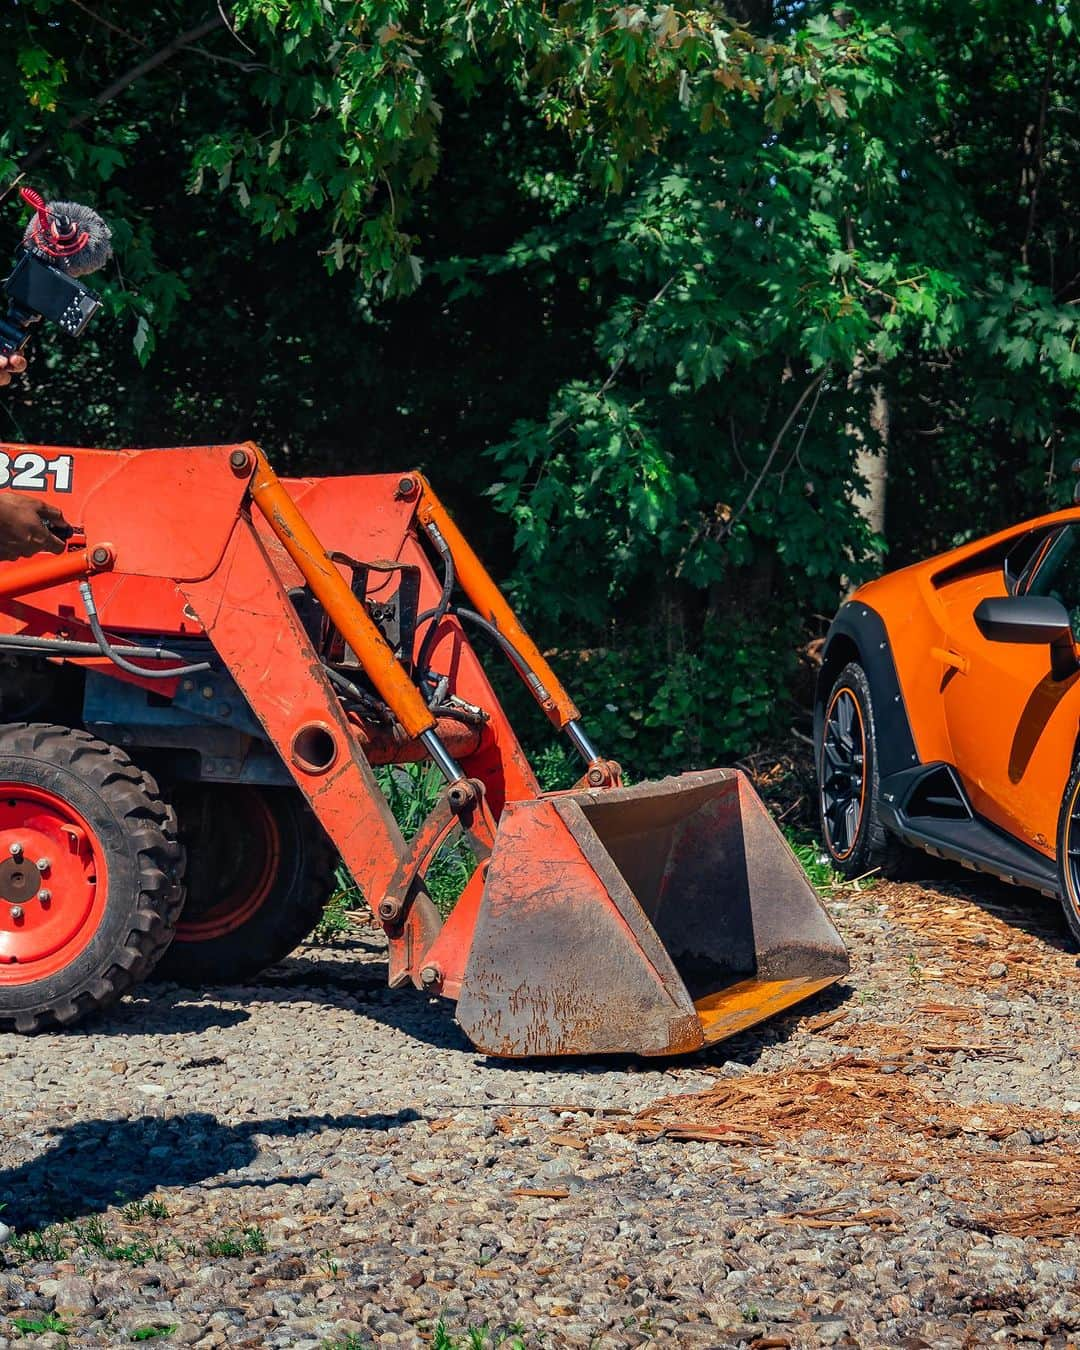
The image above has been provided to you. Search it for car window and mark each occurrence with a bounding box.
[1005,529,1055,594]
[1025,525,1080,638]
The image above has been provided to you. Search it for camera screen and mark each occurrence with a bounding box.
[5,252,100,336]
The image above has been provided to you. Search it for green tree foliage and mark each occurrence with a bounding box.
[1,2,1078,773]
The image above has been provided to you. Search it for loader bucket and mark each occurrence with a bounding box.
[455,769,849,1058]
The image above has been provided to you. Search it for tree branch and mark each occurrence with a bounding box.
[1021,34,1055,267]
[721,368,829,536]
[67,0,148,47]
[22,14,225,171]
[217,0,257,56]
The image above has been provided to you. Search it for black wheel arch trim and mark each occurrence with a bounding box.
[814,601,920,779]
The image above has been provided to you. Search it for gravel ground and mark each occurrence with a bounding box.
[1,864,1079,1349]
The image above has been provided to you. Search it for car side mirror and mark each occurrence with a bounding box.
[974,595,1079,681]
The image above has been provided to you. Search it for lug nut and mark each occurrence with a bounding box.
[8,842,22,860]
[36,858,49,873]
[10,907,22,920]
[37,890,50,904]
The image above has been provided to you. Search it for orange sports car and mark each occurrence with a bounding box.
[815,505,1080,943]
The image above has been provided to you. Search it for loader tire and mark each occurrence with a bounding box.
[155,786,337,985]
[0,723,184,1033]
[818,662,910,881]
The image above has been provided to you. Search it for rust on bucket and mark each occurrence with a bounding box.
[454,768,849,1058]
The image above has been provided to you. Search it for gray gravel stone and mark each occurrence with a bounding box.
[0,880,1077,1348]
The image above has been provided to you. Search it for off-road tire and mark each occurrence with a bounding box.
[155,786,337,985]
[0,723,184,1032]
[1055,759,1080,948]
[818,662,911,881]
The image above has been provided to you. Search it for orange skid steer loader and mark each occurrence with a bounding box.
[0,442,847,1053]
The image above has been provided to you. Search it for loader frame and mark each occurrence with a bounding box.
[0,443,608,1004]
[0,442,848,1055]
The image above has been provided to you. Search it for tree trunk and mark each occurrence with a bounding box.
[847,354,889,554]
[853,382,889,540]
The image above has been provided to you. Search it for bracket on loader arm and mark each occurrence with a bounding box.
[0,441,848,1053]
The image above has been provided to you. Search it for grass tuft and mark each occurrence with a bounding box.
[783,828,876,897]
[429,1321,527,1349]
[314,868,359,942]
[75,1215,171,1265]
[119,1197,169,1223]
[8,1224,67,1263]
[203,1225,268,1258]
[11,1313,72,1336]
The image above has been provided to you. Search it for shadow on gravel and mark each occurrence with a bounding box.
[88,938,474,1051]
[1,1108,420,1230]
[92,935,854,1069]
[71,1001,254,1037]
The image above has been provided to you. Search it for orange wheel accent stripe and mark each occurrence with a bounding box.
[1061,777,1080,920]
[823,686,868,862]
[175,791,281,942]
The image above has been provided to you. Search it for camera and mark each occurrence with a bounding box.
[0,251,102,355]
[0,188,111,357]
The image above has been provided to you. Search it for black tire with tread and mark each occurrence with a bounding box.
[818,662,911,881]
[1055,759,1080,948]
[154,786,337,986]
[0,722,184,1033]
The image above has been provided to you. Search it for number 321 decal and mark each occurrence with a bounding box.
[0,452,74,493]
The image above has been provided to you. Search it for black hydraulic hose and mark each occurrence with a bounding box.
[414,520,455,678]
[322,662,393,723]
[0,632,196,661]
[443,606,551,705]
[78,581,212,680]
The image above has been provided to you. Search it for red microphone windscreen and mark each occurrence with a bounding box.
[22,199,112,277]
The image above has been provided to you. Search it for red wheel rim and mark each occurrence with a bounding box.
[175,788,280,942]
[0,784,107,986]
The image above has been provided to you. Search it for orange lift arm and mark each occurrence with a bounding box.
[249,449,466,784]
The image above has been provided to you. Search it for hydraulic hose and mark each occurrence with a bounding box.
[452,607,552,705]
[417,604,551,706]
[414,519,455,678]
[418,604,596,765]
[0,632,196,661]
[78,581,212,680]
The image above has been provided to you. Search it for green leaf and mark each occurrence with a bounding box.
[133,316,155,366]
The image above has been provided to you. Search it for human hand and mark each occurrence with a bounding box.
[0,353,27,387]
[0,495,70,559]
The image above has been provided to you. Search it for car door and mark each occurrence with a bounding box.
[936,524,1080,855]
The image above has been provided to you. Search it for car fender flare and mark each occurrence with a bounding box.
[814,602,920,779]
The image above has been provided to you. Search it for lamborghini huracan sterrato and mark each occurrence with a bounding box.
[814,505,1080,944]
